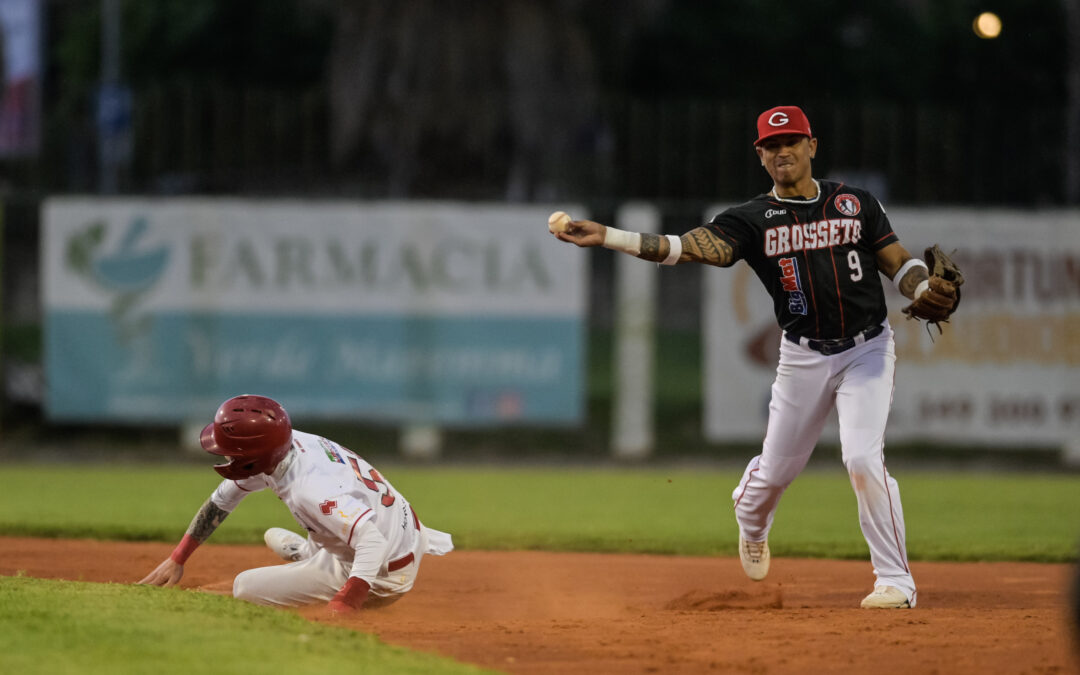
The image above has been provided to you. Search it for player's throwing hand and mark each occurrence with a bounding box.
[551,216,605,248]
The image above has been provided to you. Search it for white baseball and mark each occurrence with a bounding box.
[548,211,572,233]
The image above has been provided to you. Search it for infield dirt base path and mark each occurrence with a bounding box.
[1,537,1076,674]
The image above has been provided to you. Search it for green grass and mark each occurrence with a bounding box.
[0,462,1075,675]
[0,576,490,675]
[0,464,1076,562]
[773,471,1080,561]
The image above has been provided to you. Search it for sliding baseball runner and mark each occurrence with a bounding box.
[139,394,453,612]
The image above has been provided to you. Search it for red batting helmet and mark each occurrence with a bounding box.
[200,395,293,480]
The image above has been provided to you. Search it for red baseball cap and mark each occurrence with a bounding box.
[754,106,812,146]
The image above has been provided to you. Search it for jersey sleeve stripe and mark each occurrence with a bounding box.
[346,508,374,546]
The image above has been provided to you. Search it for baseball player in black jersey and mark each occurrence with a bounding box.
[553,105,933,609]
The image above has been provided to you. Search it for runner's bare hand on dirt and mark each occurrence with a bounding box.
[138,558,184,587]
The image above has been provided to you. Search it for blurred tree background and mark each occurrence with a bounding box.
[0,0,1075,458]
[13,0,1072,205]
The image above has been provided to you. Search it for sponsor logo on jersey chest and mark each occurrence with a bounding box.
[778,257,808,315]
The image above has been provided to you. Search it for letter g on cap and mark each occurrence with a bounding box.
[768,112,790,127]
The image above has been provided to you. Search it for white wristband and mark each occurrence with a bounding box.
[913,279,929,299]
[661,234,682,266]
[602,227,642,256]
[893,258,928,293]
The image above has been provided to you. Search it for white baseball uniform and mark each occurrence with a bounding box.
[710,179,916,606]
[207,429,453,607]
[731,322,915,604]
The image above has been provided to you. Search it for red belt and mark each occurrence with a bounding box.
[387,552,414,572]
[387,506,422,572]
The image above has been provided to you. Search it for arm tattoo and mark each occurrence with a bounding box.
[683,227,735,267]
[186,498,230,542]
[897,264,930,299]
[638,233,666,262]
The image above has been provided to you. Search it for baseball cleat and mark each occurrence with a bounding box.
[264,527,305,562]
[860,585,911,609]
[738,534,770,581]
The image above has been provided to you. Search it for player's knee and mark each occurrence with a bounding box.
[232,569,260,603]
[843,454,882,486]
[233,567,312,607]
[752,457,802,489]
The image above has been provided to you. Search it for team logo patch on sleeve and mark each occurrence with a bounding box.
[319,438,345,464]
[834,194,861,216]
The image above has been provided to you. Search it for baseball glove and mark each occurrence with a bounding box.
[901,244,964,331]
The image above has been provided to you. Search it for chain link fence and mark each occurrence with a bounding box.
[12,85,1070,205]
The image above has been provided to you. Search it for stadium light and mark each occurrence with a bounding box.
[973,11,1003,39]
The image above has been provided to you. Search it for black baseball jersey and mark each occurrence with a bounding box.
[706,179,898,340]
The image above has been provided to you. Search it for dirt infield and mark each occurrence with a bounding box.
[2,537,1076,674]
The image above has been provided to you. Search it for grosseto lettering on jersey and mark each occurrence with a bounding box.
[765,219,864,257]
[778,257,808,315]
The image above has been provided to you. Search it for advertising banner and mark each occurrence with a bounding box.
[43,199,587,425]
[0,0,42,156]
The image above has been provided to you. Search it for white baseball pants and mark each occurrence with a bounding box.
[731,322,916,605]
[232,525,452,608]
